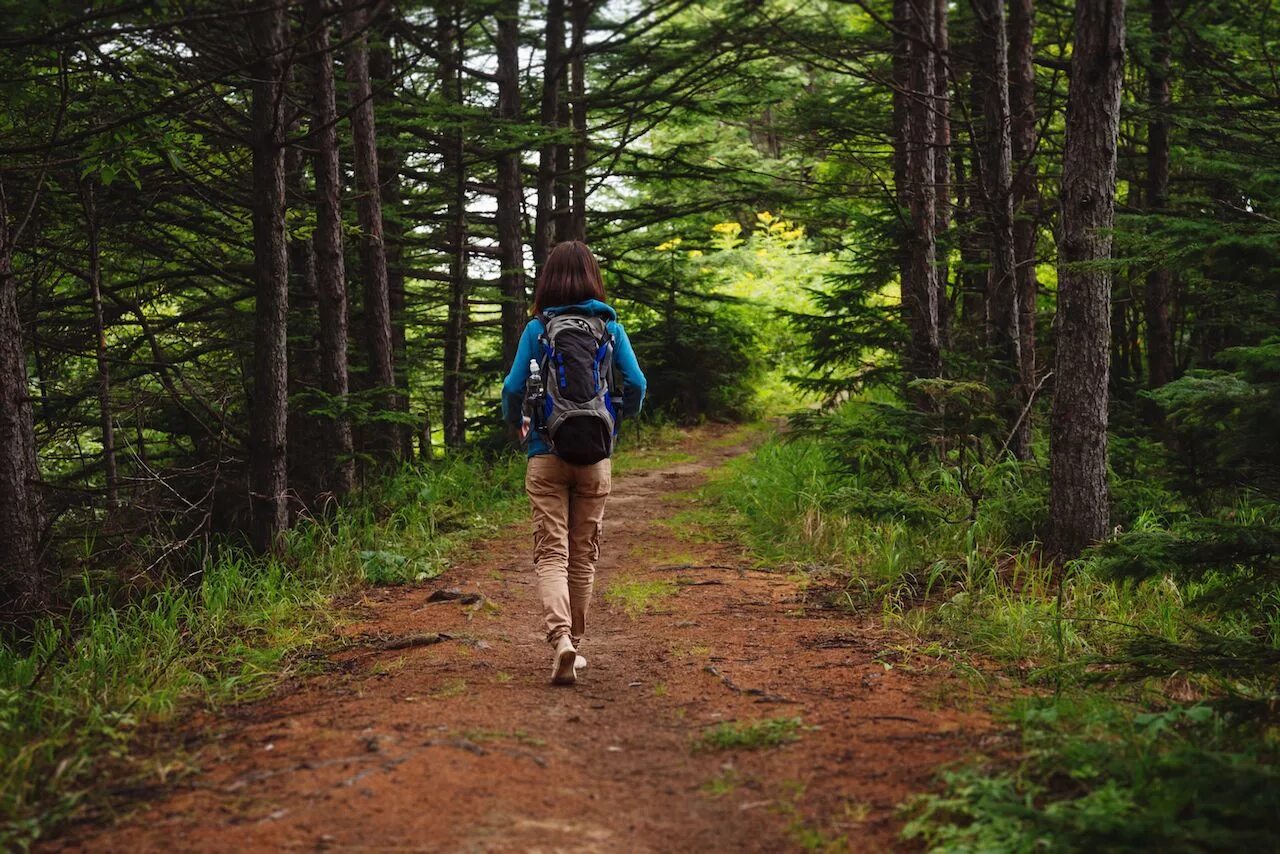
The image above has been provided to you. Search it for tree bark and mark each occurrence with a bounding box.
[1009,0,1039,408]
[249,0,291,554]
[284,75,325,502]
[568,0,589,242]
[957,31,989,334]
[495,0,528,371]
[440,3,469,449]
[345,0,397,461]
[369,18,414,459]
[1145,0,1175,389]
[534,0,566,273]
[891,0,908,218]
[306,0,355,498]
[933,0,952,349]
[972,0,1028,458]
[0,195,45,614]
[1049,0,1126,558]
[903,0,942,383]
[82,182,119,509]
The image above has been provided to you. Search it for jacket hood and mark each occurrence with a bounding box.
[541,299,617,321]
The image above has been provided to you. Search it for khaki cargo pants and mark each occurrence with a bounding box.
[525,454,612,646]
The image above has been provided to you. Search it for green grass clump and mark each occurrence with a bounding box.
[604,577,678,617]
[693,716,803,752]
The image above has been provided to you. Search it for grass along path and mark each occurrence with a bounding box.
[46,424,991,852]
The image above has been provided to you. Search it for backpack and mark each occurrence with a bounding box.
[528,311,620,465]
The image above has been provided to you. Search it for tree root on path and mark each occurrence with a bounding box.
[655,563,742,572]
[704,665,797,704]
[345,632,454,655]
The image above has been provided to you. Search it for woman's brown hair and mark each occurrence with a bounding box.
[532,241,607,314]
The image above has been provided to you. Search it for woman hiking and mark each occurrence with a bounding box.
[501,241,647,686]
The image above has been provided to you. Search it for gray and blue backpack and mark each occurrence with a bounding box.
[525,311,620,464]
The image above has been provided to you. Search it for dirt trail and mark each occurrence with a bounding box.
[52,426,991,853]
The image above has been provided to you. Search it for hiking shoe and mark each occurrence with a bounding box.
[552,637,577,685]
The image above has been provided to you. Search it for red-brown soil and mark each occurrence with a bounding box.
[49,426,992,852]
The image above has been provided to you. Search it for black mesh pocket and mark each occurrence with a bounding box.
[553,415,611,465]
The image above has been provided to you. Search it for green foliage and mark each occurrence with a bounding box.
[904,698,1280,853]
[1146,339,1280,497]
[630,297,764,422]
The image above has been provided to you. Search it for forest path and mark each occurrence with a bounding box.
[53,425,991,853]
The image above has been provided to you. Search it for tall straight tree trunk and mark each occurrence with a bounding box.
[249,1,291,554]
[369,20,413,459]
[306,0,355,498]
[972,0,1028,458]
[957,33,989,334]
[891,0,908,217]
[284,82,325,501]
[440,3,469,449]
[82,182,118,508]
[1049,0,1126,558]
[568,0,589,242]
[495,0,528,370]
[0,200,44,612]
[1145,0,1175,389]
[953,146,986,329]
[933,0,953,348]
[1009,0,1039,406]
[534,0,566,272]
[345,0,397,462]
[903,0,942,383]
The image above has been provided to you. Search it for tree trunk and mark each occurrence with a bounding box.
[933,0,953,349]
[957,33,989,336]
[0,199,45,614]
[284,76,325,503]
[249,0,291,554]
[440,3,469,449]
[1145,0,1175,389]
[891,0,908,218]
[903,0,942,383]
[1008,0,1039,445]
[82,182,119,509]
[306,0,356,498]
[495,0,528,371]
[568,0,589,242]
[972,0,1028,458]
[369,19,414,459]
[953,145,986,332]
[345,0,397,462]
[1049,0,1126,558]
[534,0,566,272]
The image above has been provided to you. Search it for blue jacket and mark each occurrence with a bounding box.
[501,299,647,457]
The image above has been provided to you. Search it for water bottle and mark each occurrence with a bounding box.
[524,358,545,435]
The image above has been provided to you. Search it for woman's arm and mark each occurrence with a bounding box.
[501,321,540,423]
[611,323,647,417]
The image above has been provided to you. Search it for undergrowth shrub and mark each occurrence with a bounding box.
[714,384,1280,850]
[904,697,1280,852]
[0,451,526,848]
